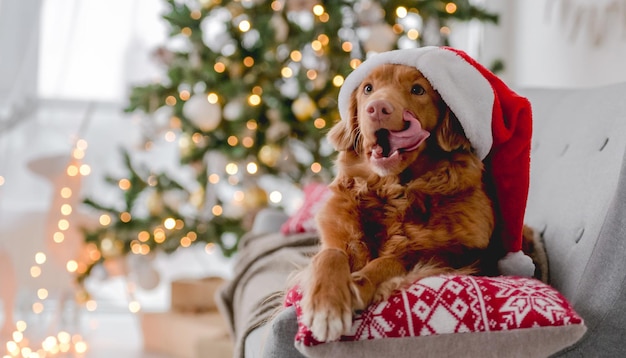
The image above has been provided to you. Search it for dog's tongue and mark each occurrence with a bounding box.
[387,111,430,153]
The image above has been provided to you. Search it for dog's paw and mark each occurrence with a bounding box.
[350,272,375,311]
[300,282,353,341]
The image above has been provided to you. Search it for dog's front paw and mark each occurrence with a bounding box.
[300,277,353,341]
[299,248,356,341]
[351,271,375,311]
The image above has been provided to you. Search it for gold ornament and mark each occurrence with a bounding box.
[258,144,282,167]
[147,191,164,216]
[292,94,317,121]
[243,185,268,210]
[99,234,124,259]
[178,132,193,158]
[190,187,205,209]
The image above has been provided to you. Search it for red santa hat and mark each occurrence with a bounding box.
[337,46,535,277]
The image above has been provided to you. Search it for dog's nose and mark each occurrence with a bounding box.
[366,100,394,122]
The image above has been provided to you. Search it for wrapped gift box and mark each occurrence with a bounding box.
[141,311,233,358]
[170,276,224,313]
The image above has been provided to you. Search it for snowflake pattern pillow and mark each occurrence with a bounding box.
[285,275,586,357]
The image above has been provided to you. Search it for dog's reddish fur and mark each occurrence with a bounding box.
[300,64,496,341]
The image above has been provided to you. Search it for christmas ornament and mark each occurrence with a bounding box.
[286,0,318,13]
[271,13,289,42]
[292,94,317,121]
[99,235,124,259]
[243,185,269,210]
[178,132,193,158]
[200,9,231,52]
[147,191,164,216]
[356,0,384,26]
[190,187,206,209]
[363,23,397,53]
[182,94,222,131]
[258,144,282,167]
[266,120,291,142]
[223,98,245,121]
[152,106,173,129]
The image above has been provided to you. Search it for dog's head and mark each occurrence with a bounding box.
[328,64,471,176]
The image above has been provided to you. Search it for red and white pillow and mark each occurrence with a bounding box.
[280,182,331,235]
[285,275,586,357]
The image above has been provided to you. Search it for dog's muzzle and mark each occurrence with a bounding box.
[372,110,430,160]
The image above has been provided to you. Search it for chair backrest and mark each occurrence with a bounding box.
[521,83,626,298]
[520,83,626,354]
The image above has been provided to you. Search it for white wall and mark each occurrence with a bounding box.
[482,0,626,88]
[38,0,167,101]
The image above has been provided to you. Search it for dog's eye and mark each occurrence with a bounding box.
[363,84,373,94]
[411,84,425,95]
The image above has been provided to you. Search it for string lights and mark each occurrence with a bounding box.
[3,138,92,357]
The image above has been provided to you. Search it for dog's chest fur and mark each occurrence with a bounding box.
[348,175,432,252]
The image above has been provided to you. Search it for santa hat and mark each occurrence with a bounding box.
[337,46,535,277]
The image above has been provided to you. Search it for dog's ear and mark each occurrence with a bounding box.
[436,109,472,153]
[328,90,359,151]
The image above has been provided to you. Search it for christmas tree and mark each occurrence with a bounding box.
[78,0,497,288]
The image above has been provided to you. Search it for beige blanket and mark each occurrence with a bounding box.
[216,231,319,358]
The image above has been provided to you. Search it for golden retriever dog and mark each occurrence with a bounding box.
[299,63,498,342]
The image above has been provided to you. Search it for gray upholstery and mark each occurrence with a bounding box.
[223,83,626,357]
[520,83,626,357]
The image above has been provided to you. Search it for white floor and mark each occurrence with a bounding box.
[1,310,168,358]
[1,245,235,358]
[82,311,170,358]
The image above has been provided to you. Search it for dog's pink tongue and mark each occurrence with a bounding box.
[388,111,430,153]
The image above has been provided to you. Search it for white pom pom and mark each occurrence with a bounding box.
[498,251,535,277]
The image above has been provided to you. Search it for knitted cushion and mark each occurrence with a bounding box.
[285,275,586,357]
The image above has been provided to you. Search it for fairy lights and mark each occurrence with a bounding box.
[164,217,176,230]
[99,214,111,226]
[246,162,258,174]
[269,191,282,204]
[165,95,177,106]
[332,75,344,87]
[207,92,219,103]
[214,62,226,73]
[248,94,261,106]
[7,136,93,355]
[212,205,223,216]
[396,6,408,18]
[290,50,302,62]
[445,2,458,14]
[35,252,47,265]
[281,67,293,78]
[313,117,326,129]
[238,20,251,32]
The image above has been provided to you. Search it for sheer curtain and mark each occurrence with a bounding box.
[38,0,167,102]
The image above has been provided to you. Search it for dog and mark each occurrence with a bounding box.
[299,63,499,342]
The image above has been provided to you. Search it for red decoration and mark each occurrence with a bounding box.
[280,182,331,235]
[285,275,584,346]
